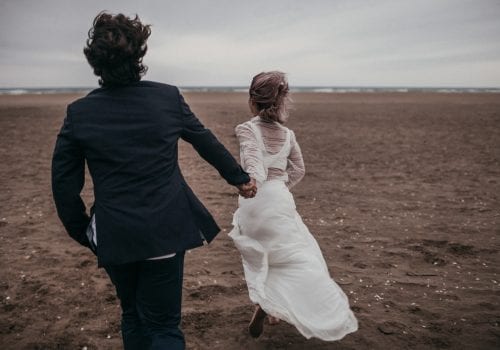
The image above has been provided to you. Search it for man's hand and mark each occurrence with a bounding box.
[237,178,257,198]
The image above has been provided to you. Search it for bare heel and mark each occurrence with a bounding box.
[268,315,280,325]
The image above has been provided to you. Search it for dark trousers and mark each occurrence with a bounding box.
[104,252,185,350]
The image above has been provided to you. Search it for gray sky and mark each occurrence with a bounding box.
[1,0,499,88]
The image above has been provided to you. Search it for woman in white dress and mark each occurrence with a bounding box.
[230,71,358,340]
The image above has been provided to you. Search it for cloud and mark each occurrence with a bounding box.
[0,0,499,87]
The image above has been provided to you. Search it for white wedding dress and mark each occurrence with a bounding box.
[229,116,358,340]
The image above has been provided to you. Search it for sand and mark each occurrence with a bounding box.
[0,91,499,349]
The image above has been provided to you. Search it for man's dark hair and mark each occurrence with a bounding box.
[84,12,151,87]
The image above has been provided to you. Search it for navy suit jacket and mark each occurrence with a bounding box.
[51,81,249,266]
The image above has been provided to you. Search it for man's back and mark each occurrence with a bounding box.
[52,80,249,266]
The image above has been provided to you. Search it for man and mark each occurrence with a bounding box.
[51,12,256,350]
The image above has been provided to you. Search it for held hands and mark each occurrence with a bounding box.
[237,178,257,198]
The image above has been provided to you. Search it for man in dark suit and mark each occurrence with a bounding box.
[51,12,256,350]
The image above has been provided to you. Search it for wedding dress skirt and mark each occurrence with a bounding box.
[229,180,358,340]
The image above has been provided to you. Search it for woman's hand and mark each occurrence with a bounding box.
[237,178,257,198]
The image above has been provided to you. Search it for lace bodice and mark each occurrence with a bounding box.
[235,116,305,188]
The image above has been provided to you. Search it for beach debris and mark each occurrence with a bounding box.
[377,321,402,335]
[378,325,395,334]
[338,281,352,285]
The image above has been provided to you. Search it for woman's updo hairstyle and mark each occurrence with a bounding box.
[83,12,151,87]
[249,71,290,124]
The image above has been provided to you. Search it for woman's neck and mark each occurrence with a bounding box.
[257,115,275,124]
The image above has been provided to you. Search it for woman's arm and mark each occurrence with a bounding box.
[286,130,305,189]
[235,123,267,187]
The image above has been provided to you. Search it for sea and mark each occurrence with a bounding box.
[1,86,499,95]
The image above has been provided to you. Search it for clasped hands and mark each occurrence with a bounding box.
[237,178,257,198]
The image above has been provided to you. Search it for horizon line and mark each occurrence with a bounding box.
[1,84,500,90]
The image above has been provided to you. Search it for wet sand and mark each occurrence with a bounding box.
[0,91,499,349]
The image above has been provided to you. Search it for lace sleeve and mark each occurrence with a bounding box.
[286,130,305,189]
[235,122,267,186]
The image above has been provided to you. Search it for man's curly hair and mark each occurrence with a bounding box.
[83,12,151,87]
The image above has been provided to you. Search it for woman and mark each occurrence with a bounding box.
[230,71,358,340]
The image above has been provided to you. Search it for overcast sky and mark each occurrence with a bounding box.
[1,0,499,88]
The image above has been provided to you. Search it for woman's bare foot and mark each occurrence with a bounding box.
[268,315,280,325]
[248,305,267,338]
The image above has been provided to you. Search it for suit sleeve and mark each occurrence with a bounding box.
[51,106,91,248]
[177,89,250,186]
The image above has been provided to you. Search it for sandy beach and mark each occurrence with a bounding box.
[0,91,499,349]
